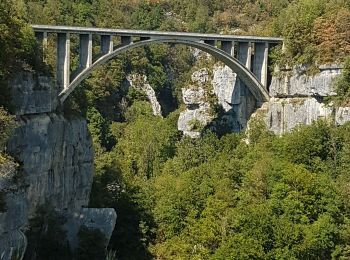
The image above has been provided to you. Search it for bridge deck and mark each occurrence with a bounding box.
[32,25,283,44]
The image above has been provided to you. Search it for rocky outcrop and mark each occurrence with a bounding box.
[253,65,350,134]
[178,63,256,137]
[336,107,350,125]
[270,65,341,97]
[0,72,116,259]
[65,208,117,249]
[7,113,94,215]
[265,97,332,135]
[11,72,58,115]
[212,64,237,111]
[127,74,162,116]
[178,67,213,138]
[178,62,349,137]
[270,65,342,97]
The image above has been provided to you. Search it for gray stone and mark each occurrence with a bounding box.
[336,107,350,125]
[191,68,209,86]
[10,71,58,115]
[182,87,206,105]
[258,97,333,135]
[0,230,26,260]
[65,208,117,249]
[6,113,94,215]
[0,190,28,259]
[270,65,342,97]
[127,74,162,116]
[178,103,212,138]
[178,63,257,137]
[212,64,237,112]
[0,73,116,258]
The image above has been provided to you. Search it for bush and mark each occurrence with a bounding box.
[0,0,42,109]
[76,225,107,260]
[330,56,350,106]
[0,106,16,150]
[24,204,72,260]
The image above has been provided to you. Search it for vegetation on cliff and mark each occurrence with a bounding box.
[331,56,350,106]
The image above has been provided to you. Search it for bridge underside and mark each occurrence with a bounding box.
[33,25,283,104]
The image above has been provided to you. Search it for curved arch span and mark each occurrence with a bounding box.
[60,38,270,103]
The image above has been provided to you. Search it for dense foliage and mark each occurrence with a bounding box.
[330,56,350,106]
[91,105,350,259]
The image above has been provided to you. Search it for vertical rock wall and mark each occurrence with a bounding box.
[177,58,349,137]
[0,72,116,259]
[254,65,350,134]
[177,63,257,137]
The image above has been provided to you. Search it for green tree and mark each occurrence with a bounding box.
[25,205,72,260]
[330,56,350,106]
[76,226,107,260]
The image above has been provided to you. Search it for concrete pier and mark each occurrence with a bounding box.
[57,33,70,91]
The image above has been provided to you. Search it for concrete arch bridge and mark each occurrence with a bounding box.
[32,25,283,104]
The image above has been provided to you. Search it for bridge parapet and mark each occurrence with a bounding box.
[32,25,283,103]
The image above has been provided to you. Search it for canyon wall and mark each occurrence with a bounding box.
[0,72,116,259]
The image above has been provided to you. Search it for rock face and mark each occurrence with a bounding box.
[253,65,350,134]
[0,72,116,259]
[270,65,341,97]
[11,72,58,115]
[178,62,349,137]
[7,113,94,214]
[178,63,256,137]
[335,107,350,125]
[178,68,213,138]
[212,64,236,112]
[265,97,332,135]
[127,74,162,116]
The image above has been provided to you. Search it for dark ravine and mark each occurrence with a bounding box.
[0,72,116,259]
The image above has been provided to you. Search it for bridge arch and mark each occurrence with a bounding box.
[59,38,270,103]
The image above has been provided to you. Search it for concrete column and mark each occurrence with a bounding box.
[35,32,48,50]
[35,31,48,60]
[220,41,234,56]
[79,34,92,69]
[121,36,132,45]
[253,42,269,86]
[42,32,48,50]
[235,42,254,104]
[237,42,252,70]
[261,42,269,87]
[101,35,113,54]
[35,31,44,43]
[57,33,70,91]
[204,39,216,47]
[42,32,48,61]
[246,42,252,70]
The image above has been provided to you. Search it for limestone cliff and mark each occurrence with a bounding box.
[255,65,349,134]
[177,61,349,137]
[126,74,163,117]
[178,62,256,137]
[0,72,116,259]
